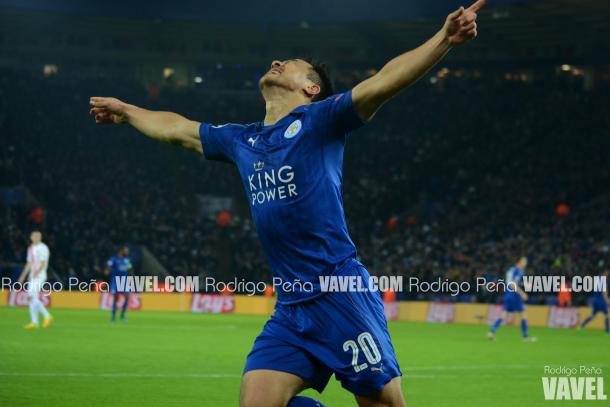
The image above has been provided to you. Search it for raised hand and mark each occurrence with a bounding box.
[89,97,129,124]
[443,0,486,46]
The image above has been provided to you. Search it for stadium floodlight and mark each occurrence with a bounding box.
[43,64,58,77]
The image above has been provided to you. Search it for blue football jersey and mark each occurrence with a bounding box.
[200,90,365,303]
[506,266,524,296]
[107,256,132,278]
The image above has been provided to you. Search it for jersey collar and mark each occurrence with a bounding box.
[256,104,309,132]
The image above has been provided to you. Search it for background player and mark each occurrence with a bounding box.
[104,245,133,323]
[488,256,536,341]
[89,1,485,405]
[579,270,609,335]
[17,230,53,329]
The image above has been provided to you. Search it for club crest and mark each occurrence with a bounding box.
[284,120,302,139]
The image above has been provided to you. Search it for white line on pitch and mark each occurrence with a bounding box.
[0,372,240,379]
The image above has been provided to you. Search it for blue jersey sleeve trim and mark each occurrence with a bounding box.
[199,122,211,159]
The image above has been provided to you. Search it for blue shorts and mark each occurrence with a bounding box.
[244,264,402,396]
[592,300,608,315]
[503,293,525,313]
[109,283,129,295]
[109,276,130,295]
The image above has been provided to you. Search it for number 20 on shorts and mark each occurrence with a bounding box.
[343,331,382,372]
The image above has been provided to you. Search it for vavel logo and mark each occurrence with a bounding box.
[249,161,298,206]
[542,366,607,401]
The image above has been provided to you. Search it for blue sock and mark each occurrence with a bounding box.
[605,316,609,333]
[287,396,325,407]
[121,296,128,319]
[111,296,118,321]
[490,318,503,333]
[581,316,593,328]
[521,319,528,338]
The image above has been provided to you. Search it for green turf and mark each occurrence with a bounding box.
[0,307,608,406]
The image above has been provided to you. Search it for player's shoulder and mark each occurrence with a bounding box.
[307,92,350,112]
[302,91,361,133]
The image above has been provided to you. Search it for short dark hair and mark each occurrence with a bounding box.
[304,59,334,102]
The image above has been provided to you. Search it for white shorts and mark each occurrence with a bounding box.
[27,277,47,297]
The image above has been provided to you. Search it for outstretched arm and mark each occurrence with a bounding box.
[89,97,203,154]
[352,0,486,121]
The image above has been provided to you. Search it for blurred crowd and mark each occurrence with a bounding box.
[1,67,609,304]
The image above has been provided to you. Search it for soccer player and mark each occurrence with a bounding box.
[488,257,536,342]
[579,271,609,335]
[104,245,133,323]
[17,230,53,329]
[89,2,485,405]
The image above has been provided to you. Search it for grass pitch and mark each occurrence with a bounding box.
[0,307,608,406]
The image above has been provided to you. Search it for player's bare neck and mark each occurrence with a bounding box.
[262,87,308,127]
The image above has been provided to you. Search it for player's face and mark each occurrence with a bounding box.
[518,257,528,269]
[30,232,41,244]
[259,59,315,96]
[120,247,129,257]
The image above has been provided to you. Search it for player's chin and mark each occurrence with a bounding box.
[258,74,283,89]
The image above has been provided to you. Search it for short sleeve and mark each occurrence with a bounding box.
[26,248,32,263]
[107,259,113,268]
[199,123,242,164]
[317,90,365,135]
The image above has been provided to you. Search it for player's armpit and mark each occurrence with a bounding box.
[167,119,203,154]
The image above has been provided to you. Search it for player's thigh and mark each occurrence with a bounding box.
[355,376,406,407]
[240,369,308,407]
[27,279,42,298]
